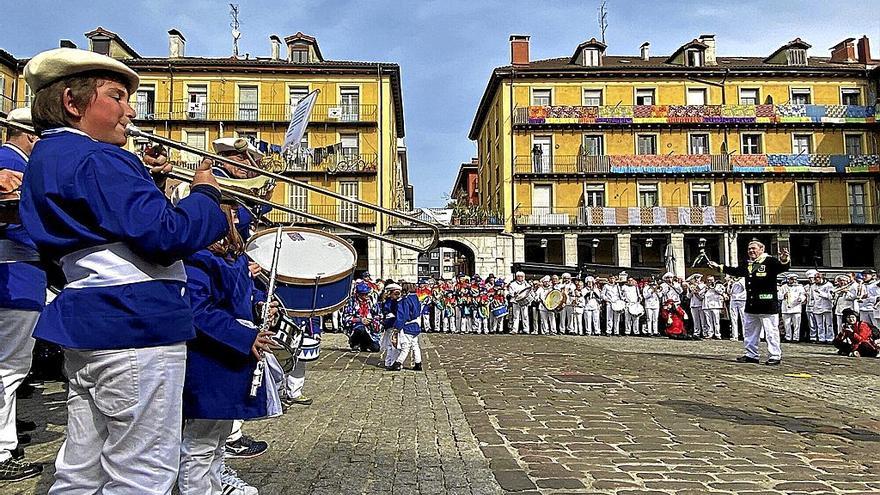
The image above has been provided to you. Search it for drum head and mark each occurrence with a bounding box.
[246,227,356,283]
[544,289,563,311]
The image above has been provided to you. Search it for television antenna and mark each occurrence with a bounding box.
[230,4,241,57]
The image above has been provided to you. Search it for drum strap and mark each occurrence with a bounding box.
[60,241,186,289]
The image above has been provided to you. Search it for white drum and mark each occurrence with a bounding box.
[611,300,626,312]
[296,337,321,362]
[627,303,645,316]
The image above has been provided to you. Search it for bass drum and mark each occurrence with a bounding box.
[543,289,564,311]
[627,303,645,316]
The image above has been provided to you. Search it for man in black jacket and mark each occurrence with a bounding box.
[708,240,790,365]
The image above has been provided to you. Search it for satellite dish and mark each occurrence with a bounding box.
[232,29,241,40]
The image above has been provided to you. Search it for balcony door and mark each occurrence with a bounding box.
[797,183,817,224]
[744,183,764,224]
[532,136,552,173]
[288,184,308,223]
[533,184,552,216]
[686,88,707,105]
[135,85,155,119]
[689,133,709,155]
[238,86,258,121]
[187,85,207,120]
[849,183,867,224]
[339,181,359,223]
[340,87,360,122]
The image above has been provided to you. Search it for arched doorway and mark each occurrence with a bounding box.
[425,239,476,279]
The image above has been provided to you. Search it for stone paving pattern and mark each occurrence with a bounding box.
[3,332,879,494]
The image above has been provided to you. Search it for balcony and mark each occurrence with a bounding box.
[513,205,879,227]
[514,104,877,126]
[0,95,14,115]
[168,148,378,175]
[264,204,376,225]
[133,101,377,124]
[513,153,880,175]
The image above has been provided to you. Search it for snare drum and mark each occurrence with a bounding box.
[296,337,321,362]
[246,227,357,316]
[611,300,626,312]
[627,303,645,316]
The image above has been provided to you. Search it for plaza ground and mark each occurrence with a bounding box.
[4,333,880,494]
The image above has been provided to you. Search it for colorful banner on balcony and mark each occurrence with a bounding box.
[525,104,876,125]
[730,154,880,174]
[608,154,712,174]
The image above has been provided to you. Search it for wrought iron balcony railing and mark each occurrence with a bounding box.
[0,95,14,115]
[513,153,880,175]
[133,101,377,124]
[264,204,376,225]
[166,148,378,175]
[513,205,879,227]
[514,104,877,125]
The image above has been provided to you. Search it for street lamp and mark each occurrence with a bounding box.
[591,238,600,248]
[540,238,548,248]
[645,237,654,248]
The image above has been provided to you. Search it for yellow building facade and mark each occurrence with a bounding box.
[2,28,410,274]
[470,34,880,273]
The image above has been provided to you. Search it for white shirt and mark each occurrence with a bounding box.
[689,283,705,308]
[621,285,640,304]
[808,281,834,313]
[729,278,747,302]
[702,284,726,310]
[779,283,806,314]
[660,281,682,304]
[584,286,601,310]
[602,283,621,303]
[508,280,531,304]
[642,285,661,309]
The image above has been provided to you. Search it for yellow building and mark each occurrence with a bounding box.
[470,34,880,274]
[2,27,410,274]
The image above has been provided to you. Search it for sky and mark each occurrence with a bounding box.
[2,1,877,207]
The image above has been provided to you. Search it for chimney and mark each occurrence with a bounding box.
[59,39,77,49]
[168,29,186,58]
[857,36,872,64]
[269,35,281,61]
[699,34,716,65]
[510,35,530,66]
[640,42,650,61]
[829,38,856,63]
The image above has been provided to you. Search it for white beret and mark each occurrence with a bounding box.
[584,276,595,282]
[24,48,139,94]
[212,137,264,158]
[805,269,819,278]
[515,271,525,277]
[663,272,674,278]
[540,275,550,282]
[385,283,402,291]
[6,107,33,127]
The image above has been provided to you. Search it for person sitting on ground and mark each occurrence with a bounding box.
[660,299,688,339]
[833,308,879,358]
[342,282,382,352]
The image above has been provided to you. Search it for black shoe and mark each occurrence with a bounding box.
[282,395,313,407]
[735,356,760,363]
[224,435,269,459]
[16,419,36,432]
[0,457,42,482]
[412,363,423,371]
[764,359,782,366]
[386,362,402,371]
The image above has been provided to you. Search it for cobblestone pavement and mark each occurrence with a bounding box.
[4,333,879,494]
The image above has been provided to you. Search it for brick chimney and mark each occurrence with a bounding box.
[640,42,650,61]
[857,36,872,64]
[699,34,717,65]
[829,38,856,63]
[269,35,281,61]
[510,35,530,66]
[168,29,186,58]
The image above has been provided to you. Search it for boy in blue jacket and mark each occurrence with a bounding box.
[386,283,424,371]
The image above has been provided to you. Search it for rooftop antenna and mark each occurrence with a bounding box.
[598,0,608,44]
[230,3,241,57]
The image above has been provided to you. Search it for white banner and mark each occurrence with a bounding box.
[283,89,320,150]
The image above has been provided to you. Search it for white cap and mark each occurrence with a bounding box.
[6,107,33,128]
[515,271,525,277]
[618,271,628,279]
[584,276,595,283]
[24,48,139,93]
[385,283,402,291]
[687,273,702,281]
[663,272,674,279]
[562,272,571,278]
[211,137,264,158]
[540,275,550,282]
[805,269,819,278]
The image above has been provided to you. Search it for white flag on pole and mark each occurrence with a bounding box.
[283,89,319,150]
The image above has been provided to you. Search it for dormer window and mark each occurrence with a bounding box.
[92,37,110,56]
[686,49,704,67]
[290,47,309,63]
[582,48,600,67]
[786,48,807,65]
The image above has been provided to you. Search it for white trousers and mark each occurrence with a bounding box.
[571,311,584,335]
[285,359,306,399]
[179,419,233,495]
[703,308,721,338]
[510,305,530,334]
[624,312,640,335]
[49,344,186,495]
[396,333,421,365]
[584,309,600,335]
[539,308,557,334]
[742,313,781,361]
[809,312,834,343]
[227,419,243,443]
[729,301,745,340]
[782,313,802,341]
[645,307,659,335]
[455,307,471,334]
[859,310,877,329]
[605,307,622,335]
[559,307,572,334]
[0,309,37,462]
[689,307,704,336]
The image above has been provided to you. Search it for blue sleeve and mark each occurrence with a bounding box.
[77,149,228,265]
[186,264,257,357]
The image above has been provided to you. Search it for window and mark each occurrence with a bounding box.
[134,85,155,119]
[844,134,863,155]
[339,181,359,223]
[182,131,206,165]
[691,183,711,207]
[790,88,811,105]
[532,135,552,172]
[340,87,360,121]
[849,183,867,224]
[187,85,207,119]
[584,184,605,207]
[290,47,309,63]
[638,183,658,207]
[841,88,861,106]
[787,48,807,66]
[340,134,359,158]
[636,134,657,155]
[686,88,707,105]
[635,88,655,105]
[531,89,551,106]
[744,183,764,224]
[798,183,817,223]
[741,134,762,154]
[23,84,33,107]
[689,133,709,154]
[582,48,600,66]
[792,134,812,155]
[430,252,439,260]
[686,49,704,67]
[532,184,552,215]
[289,86,309,118]
[582,134,604,156]
[583,89,602,106]
[739,88,759,105]
[288,184,308,222]
[92,37,110,56]
[238,86,258,121]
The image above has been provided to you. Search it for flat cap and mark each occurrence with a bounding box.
[6,107,33,127]
[24,48,139,94]
[212,137,264,158]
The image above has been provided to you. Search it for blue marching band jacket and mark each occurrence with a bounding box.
[0,143,46,311]
[393,294,423,336]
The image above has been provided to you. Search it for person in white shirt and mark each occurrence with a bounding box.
[686,274,705,338]
[621,276,642,335]
[557,273,576,334]
[571,279,585,335]
[701,275,727,339]
[507,272,531,335]
[859,269,879,328]
[536,276,557,335]
[642,279,661,336]
[833,274,859,336]
[602,274,624,335]
[778,273,806,342]
[727,275,747,341]
[806,269,834,343]
[659,272,683,304]
[583,277,602,336]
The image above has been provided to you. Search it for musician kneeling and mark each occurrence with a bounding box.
[180,205,275,495]
[833,309,878,358]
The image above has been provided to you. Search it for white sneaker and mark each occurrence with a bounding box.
[221,461,259,495]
